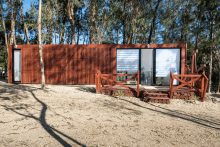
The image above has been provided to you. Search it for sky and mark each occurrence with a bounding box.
[23,0,32,12]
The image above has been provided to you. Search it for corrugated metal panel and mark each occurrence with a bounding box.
[18,46,114,85]
[8,44,187,85]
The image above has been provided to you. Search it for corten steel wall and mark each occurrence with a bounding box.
[8,43,187,84]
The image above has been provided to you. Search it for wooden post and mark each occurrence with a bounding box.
[169,71,173,98]
[95,72,98,93]
[191,54,194,75]
[169,71,172,96]
[137,70,140,97]
[202,71,208,102]
[99,70,101,93]
[203,80,208,102]
[201,76,204,100]
[96,70,101,94]
[101,78,104,87]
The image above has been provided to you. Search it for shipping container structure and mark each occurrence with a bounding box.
[8,43,187,85]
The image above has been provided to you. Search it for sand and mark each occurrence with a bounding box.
[0,80,220,147]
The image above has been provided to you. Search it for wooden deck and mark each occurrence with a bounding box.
[101,85,172,91]
[95,49,208,104]
[99,85,199,104]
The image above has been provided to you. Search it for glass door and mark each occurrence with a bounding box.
[155,49,180,85]
[141,49,153,85]
[13,50,21,82]
[116,49,139,84]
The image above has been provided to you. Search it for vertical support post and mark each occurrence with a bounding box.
[101,78,104,87]
[96,70,101,94]
[191,53,195,88]
[202,71,208,102]
[203,79,208,102]
[137,70,140,97]
[153,49,156,84]
[201,76,204,100]
[112,48,117,81]
[191,53,195,74]
[95,72,98,93]
[169,71,173,98]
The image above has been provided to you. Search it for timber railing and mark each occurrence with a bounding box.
[169,71,208,102]
[95,70,140,97]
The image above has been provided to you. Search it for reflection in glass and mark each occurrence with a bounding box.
[141,49,153,85]
[117,49,139,84]
[13,50,21,81]
[156,49,180,85]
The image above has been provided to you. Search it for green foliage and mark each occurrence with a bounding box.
[116,90,125,97]
[190,95,200,101]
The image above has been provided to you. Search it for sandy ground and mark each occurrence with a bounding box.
[0,80,220,147]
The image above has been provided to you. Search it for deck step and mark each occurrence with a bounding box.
[143,97,171,104]
[144,92,168,97]
[144,97,170,100]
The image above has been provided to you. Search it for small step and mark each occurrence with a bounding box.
[143,90,159,94]
[143,97,171,104]
[144,92,168,97]
[144,97,170,100]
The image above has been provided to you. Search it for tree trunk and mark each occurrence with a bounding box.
[127,1,133,44]
[48,25,53,44]
[116,28,119,44]
[77,21,80,44]
[48,4,53,44]
[97,4,107,44]
[148,19,154,44]
[9,0,17,45]
[195,21,200,50]
[60,30,65,44]
[0,0,8,75]
[218,53,220,93]
[67,0,76,44]
[90,0,96,44]
[148,0,161,44]
[0,1,8,52]
[208,16,214,93]
[122,0,127,44]
[38,0,45,90]
[208,49,212,93]
[19,0,29,44]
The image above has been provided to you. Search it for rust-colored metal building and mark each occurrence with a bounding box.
[8,43,187,85]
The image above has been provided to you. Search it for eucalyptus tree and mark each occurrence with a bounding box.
[89,0,96,44]
[9,0,19,45]
[0,0,8,51]
[19,0,29,44]
[38,0,45,90]
[0,1,7,73]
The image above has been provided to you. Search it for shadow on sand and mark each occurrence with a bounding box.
[0,80,86,147]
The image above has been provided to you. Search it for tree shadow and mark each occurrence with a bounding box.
[0,81,86,147]
[210,94,220,99]
[77,86,96,93]
[114,97,220,130]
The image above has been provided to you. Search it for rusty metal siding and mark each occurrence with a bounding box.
[8,44,187,85]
